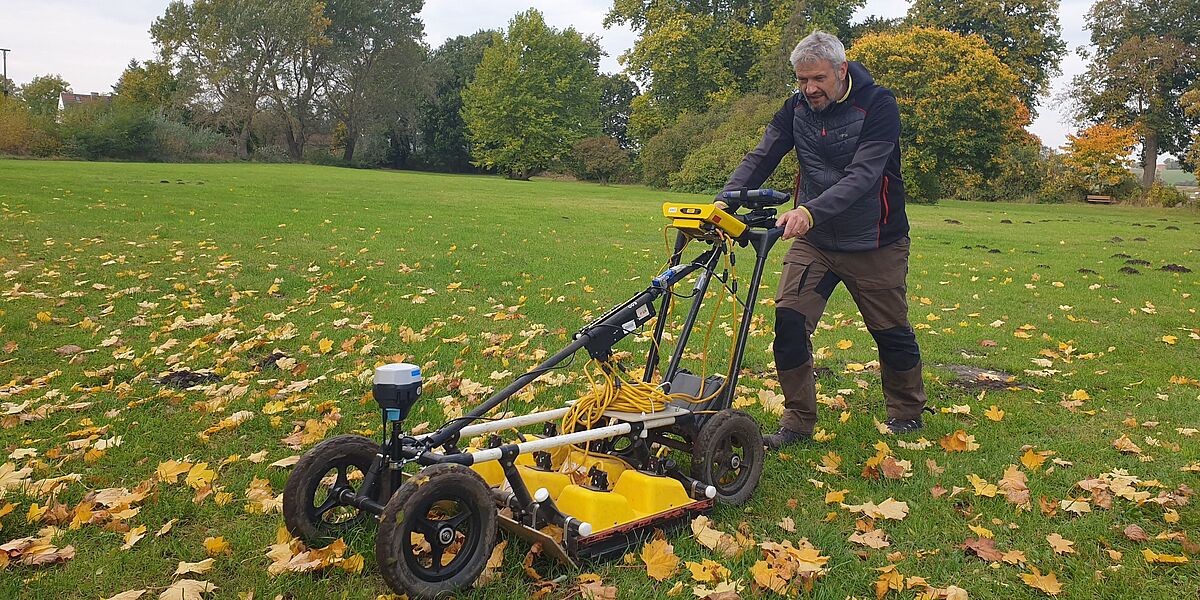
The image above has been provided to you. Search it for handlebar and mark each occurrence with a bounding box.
[719,188,790,209]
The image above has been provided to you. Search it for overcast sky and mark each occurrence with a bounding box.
[0,0,1093,150]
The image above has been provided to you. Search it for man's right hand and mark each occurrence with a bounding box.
[776,208,812,239]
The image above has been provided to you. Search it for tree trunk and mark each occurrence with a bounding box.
[1141,132,1158,191]
[342,127,357,162]
[284,123,302,161]
[237,118,253,160]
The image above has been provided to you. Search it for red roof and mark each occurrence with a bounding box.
[59,92,112,105]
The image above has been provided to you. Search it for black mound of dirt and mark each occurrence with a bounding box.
[1118,266,1140,275]
[939,364,1025,390]
[1161,264,1192,273]
[158,370,220,389]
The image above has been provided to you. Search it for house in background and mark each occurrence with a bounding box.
[58,91,112,113]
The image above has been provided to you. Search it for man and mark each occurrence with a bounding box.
[717,31,927,450]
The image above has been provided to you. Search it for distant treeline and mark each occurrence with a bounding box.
[0,0,1196,205]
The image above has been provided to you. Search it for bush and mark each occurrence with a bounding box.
[571,136,629,184]
[669,95,798,196]
[1148,181,1189,207]
[969,138,1047,202]
[250,144,292,163]
[150,115,233,162]
[639,109,728,188]
[0,96,58,156]
[59,102,155,160]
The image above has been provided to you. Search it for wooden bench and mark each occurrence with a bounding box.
[1085,194,1116,204]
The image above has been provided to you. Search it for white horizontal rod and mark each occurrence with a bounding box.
[415,407,572,441]
[470,423,632,464]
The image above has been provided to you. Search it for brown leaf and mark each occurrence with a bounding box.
[55,344,83,356]
[962,537,1003,562]
[1020,567,1063,596]
[1122,524,1149,542]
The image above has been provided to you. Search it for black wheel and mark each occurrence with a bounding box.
[283,434,381,543]
[376,463,497,599]
[690,409,764,505]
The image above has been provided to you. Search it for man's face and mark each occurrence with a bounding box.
[795,60,848,112]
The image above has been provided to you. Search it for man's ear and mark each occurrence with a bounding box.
[838,61,849,81]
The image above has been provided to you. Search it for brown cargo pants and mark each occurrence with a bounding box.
[773,236,926,434]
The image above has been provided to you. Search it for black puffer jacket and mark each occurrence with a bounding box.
[720,62,909,253]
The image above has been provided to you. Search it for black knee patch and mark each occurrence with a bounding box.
[870,326,921,371]
[774,307,812,370]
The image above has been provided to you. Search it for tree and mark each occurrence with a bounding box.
[908,0,1066,115]
[1,76,15,97]
[1057,121,1139,197]
[114,59,183,113]
[20,74,71,117]
[571,136,629,184]
[461,9,602,180]
[849,27,1027,201]
[599,73,639,149]
[151,0,331,159]
[1070,0,1200,191]
[415,32,496,172]
[1183,87,1200,172]
[606,0,863,143]
[322,0,425,162]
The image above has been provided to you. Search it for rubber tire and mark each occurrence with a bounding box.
[376,463,497,600]
[282,434,380,544]
[690,409,765,505]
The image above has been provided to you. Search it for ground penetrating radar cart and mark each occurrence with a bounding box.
[282,189,790,598]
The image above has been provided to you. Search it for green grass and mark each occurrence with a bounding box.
[1,160,1198,599]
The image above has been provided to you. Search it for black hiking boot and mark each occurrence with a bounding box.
[763,427,812,450]
[885,417,923,435]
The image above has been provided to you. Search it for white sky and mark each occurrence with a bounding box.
[0,0,1094,150]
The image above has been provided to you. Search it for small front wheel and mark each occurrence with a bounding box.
[691,409,764,505]
[376,463,497,599]
[282,434,381,544]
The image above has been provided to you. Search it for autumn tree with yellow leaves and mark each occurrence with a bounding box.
[849,27,1028,201]
[1057,121,1139,198]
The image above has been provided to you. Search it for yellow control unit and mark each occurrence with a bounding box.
[662,203,747,239]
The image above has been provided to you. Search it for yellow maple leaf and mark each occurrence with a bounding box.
[874,564,904,599]
[1020,448,1048,471]
[1020,566,1063,596]
[1069,389,1090,401]
[203,536,231,556]
[36,311,52,323]
[69,501,95,530]
[185,463,216,490]
[121,525,147,550]
[1046,533,1075,555]
[836,339,854,350]
[1161,335,1177,345]
[174,558,214,576]
[940,430,980,452]
[984,405,1005,421]
[318,338,333,354]
[640,537,678,581]
[1142,548,1189,564]
[156,460,192,483]
[968,524,994,539]
[825,489,848,504]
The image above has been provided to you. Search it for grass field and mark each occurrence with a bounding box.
[1,160,1198,599]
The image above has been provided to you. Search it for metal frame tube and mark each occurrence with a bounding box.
[414,407,571,441]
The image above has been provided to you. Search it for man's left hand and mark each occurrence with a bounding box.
[776,208,812,239]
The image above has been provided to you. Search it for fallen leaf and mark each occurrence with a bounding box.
[641,537,679,581]
[1046,533,1075,555]
[158,579,216,600]
[174,558,214,575]
[1020,567,1062,596]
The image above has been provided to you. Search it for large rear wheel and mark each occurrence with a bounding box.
[690,409,764,505]
[282,434,381,544]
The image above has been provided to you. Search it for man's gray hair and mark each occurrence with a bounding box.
[789,30,847,68]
